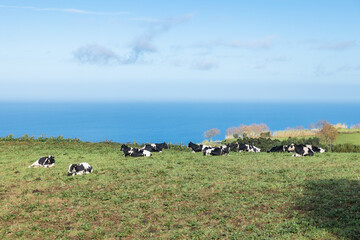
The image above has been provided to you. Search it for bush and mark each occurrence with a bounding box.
[332,144,360,153]
[260,132,271,138]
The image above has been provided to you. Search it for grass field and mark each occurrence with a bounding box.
[0,141,359,239]
[335,132,360,145]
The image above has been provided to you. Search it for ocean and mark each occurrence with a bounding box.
[0,102,359,144]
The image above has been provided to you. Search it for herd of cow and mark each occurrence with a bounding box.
[27,141,326,174]
[188,142,325,157]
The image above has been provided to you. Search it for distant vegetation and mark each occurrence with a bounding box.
[221,120,360,153]
[203,128,220,142]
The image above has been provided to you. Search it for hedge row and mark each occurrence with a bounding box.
[331,144,360,153]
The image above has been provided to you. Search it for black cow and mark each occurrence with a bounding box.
[188,142,211,152]
[142,142,168,152]
[68,163,93,176]
[121,144,152,157]
[287,144,314,157]
[267,145,289,153]
[28,155,55,168]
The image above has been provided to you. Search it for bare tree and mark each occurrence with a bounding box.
[315,120,329,129]
[226,127,239,138]
[317,123,338,151]
[204,128,220,142]
[350,123,360,129]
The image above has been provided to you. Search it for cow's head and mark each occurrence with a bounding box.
[46,155,55,164]
[68,164,77,175]
[121,144,130,152]
[287,144,296,152]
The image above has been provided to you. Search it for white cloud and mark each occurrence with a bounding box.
[73,44,121,65]
[0,5,128,15]
[73,14,193,65]
[316,41,357,51]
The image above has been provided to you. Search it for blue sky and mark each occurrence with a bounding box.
[0,0,359,102]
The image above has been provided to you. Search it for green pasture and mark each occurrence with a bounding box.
[0,141,359,239]
[335,132,360,145]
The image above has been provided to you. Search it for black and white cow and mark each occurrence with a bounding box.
[28,155,55,168]
[267,145,289,153]
[68,163,93,176]
[141,142,168,152]
[203,145,230,156]
[188,142,211,153]
[121,144,152,157]
[306,145,326,153]
[287,144,314,157]
[236,143,261,152]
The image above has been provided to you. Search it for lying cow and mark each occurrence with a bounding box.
[68,162,93,176]
[203,145,230,156]
[267,145,289,153]
[306,145,326,153]
[287,144,314,157]
[188,142,211,152]
[236,143,261,152]
[141,142,168,152]
[28,155,55,168]
[121,144,152,157]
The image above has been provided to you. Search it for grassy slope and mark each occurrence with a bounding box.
[0,141,359,239]
[335,132,360,145]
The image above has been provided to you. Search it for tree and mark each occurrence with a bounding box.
[204,128,220,142]
[350,123,360,129]
[315,120,329,129]
[317,123,338,151]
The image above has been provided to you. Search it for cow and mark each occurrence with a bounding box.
[237,143,261,152]
[28,155,55,168]
[220,145,230,155]
[188,142,211,153]
[287,144,314,157]
[121,144,152,157]
[141,142,168,152]
[306,145,326,153]
[267,145,289,153]
[203,145,230,156]
[68,163,93,176]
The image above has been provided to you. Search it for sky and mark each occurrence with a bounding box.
[0,0,359,102]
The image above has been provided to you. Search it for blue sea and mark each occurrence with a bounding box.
[0,102,359,144]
